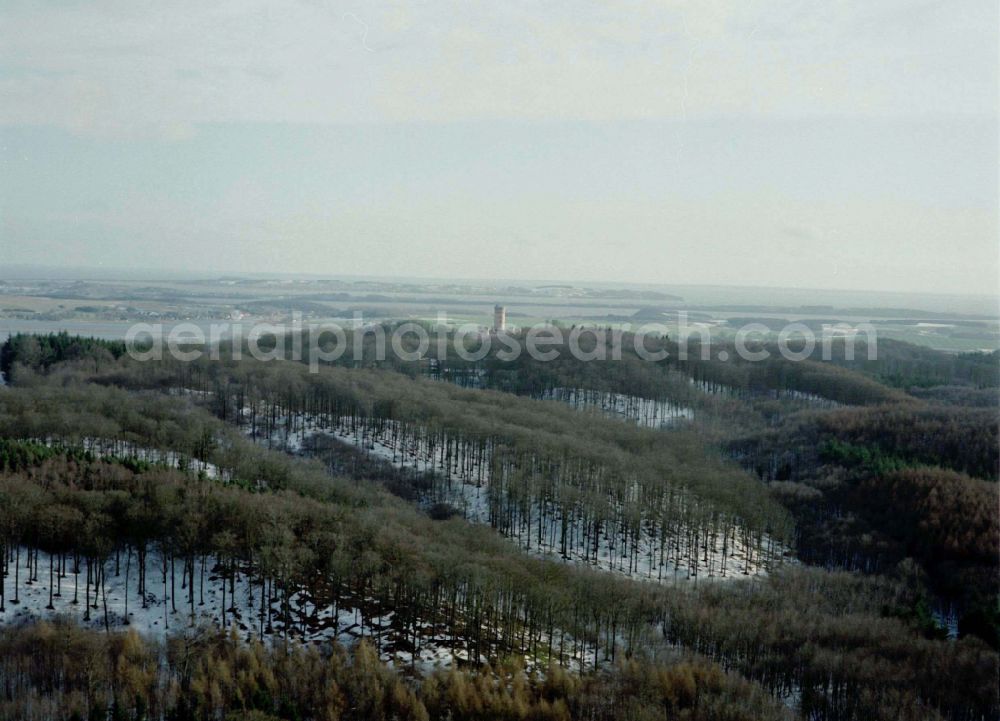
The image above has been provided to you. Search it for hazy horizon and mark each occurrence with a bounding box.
[2,2,997,295]
[3,261,998,319]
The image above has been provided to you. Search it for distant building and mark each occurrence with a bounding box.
[493,304,507,332]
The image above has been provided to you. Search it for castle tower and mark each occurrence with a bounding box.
[493,304,506,332]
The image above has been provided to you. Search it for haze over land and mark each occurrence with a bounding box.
[2,1,997,295]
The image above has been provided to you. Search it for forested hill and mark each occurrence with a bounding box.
[336,327,993,401]
[0,333,997,721]
[37,350,800,581]
[6,328,994,406]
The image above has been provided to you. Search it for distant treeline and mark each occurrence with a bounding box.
[0,332,126,384]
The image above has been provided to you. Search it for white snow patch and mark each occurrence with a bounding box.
[539,387,694,427]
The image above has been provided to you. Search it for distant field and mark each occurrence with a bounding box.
[1,276,997,352]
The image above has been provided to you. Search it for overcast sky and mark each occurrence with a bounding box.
[1,1,997,295]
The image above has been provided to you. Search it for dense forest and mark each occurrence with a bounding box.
[0,620,787,721]
[0,332,997,721]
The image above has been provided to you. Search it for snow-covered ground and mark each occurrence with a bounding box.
[251,409,777,583]
[33,436,224,480]
[689,378,840,407]
[0,548,596,672]
[539,387,694,427]
[5,419,602,670]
